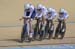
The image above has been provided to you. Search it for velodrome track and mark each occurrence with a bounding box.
[0,21,75,47]
[0,0,75,48]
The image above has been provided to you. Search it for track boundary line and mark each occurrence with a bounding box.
[0,43,75,47]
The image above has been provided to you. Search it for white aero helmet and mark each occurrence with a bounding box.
[48,8,55,12]
[30,4,34,10]
[42,6,48,12]
[24,3,31,9]
[37,4,43,9]
[42,6,46,10]
[59,8,67,14]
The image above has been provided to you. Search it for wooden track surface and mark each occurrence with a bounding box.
[0,0,75,47]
